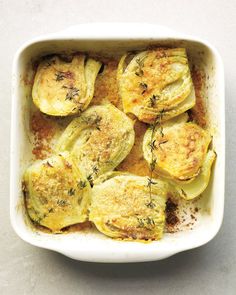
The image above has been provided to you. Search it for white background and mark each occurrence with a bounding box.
[1,0,235,294]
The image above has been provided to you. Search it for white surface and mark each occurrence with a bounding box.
[10,23,225,263]
[1,0,235,293]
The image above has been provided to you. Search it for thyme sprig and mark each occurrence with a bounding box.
[146,109,165,209]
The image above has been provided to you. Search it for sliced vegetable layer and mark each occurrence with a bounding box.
[118,48,195,123]
[23,152,91,232]
[90,173,171,240]
[32,55,101,116]
[56,104,135,183]
[143,113,215,199]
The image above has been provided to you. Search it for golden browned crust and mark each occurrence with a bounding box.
[143,115,211,182]
[24,153,91,232]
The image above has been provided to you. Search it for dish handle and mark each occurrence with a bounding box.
[51,23,184,39]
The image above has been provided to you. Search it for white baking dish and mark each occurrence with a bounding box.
[10,23,225,263]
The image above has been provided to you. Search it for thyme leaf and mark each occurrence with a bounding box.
[57,199,68,207]
[147,177,157,188]
[137,218,145,228]
[92,166,99,175]
[150,159,157,171]
[159,126,164,137]
[147,109,165,209]
[139,82,148,94]
[46,161,53,168]
[62,86,80,101]
[87,174,94,187]
[68,188,76,196]
[137,217,155,228]
[78,180,87,189]
[146,201,156,209]
[81,114,102,130]
[149,140,156,151]
[149,95,159,107]
[135,56,145,76]
[55,72,66,81]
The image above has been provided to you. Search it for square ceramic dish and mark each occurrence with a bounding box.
[10,23,225,262]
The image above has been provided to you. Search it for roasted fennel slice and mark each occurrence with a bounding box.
[23,152,91,232]
[32,55,101,116]
[89,173,171,241]
[174,150,216,200]
[117,48,195,123]
[56,104,135,183]
[143,113,216,199]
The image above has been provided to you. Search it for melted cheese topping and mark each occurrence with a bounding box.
[24,152,91,232]
[32,55,101,116]
[143,114,211,182]
[118,48,196,123]
[90,174,168,240]
[56,104,135,182]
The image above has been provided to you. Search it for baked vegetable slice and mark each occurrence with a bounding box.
[117,48,195,123]
[56,104,135,183]
[143,113,216,199]
[32,55,101,116]
[23,152,91,232]
[89,172,171,240]
[174,150,216,200]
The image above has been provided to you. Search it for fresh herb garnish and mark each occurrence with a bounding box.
[146,109,165,209]
[44,61,52,69]
[62,86,80,101]
[78,180,87,189]
[135,56,145,76]
[81,113,102,130]
[68,188,76,196]
[57,199,68,207]
[86,165,99,187]
[55,72,66,81]
[87,174,94,186]
[147,177,157,188]
[46,161,53,167]
[149,140,156,151]
[140,82,148,94]
[137,218,145,228]
[150,158,157,172]
[146,217,155,226]
[159,125,164,137]
[93,115,102,131]
[92,165,99,175]
[137,217,155,228]
[149,95,159,107]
